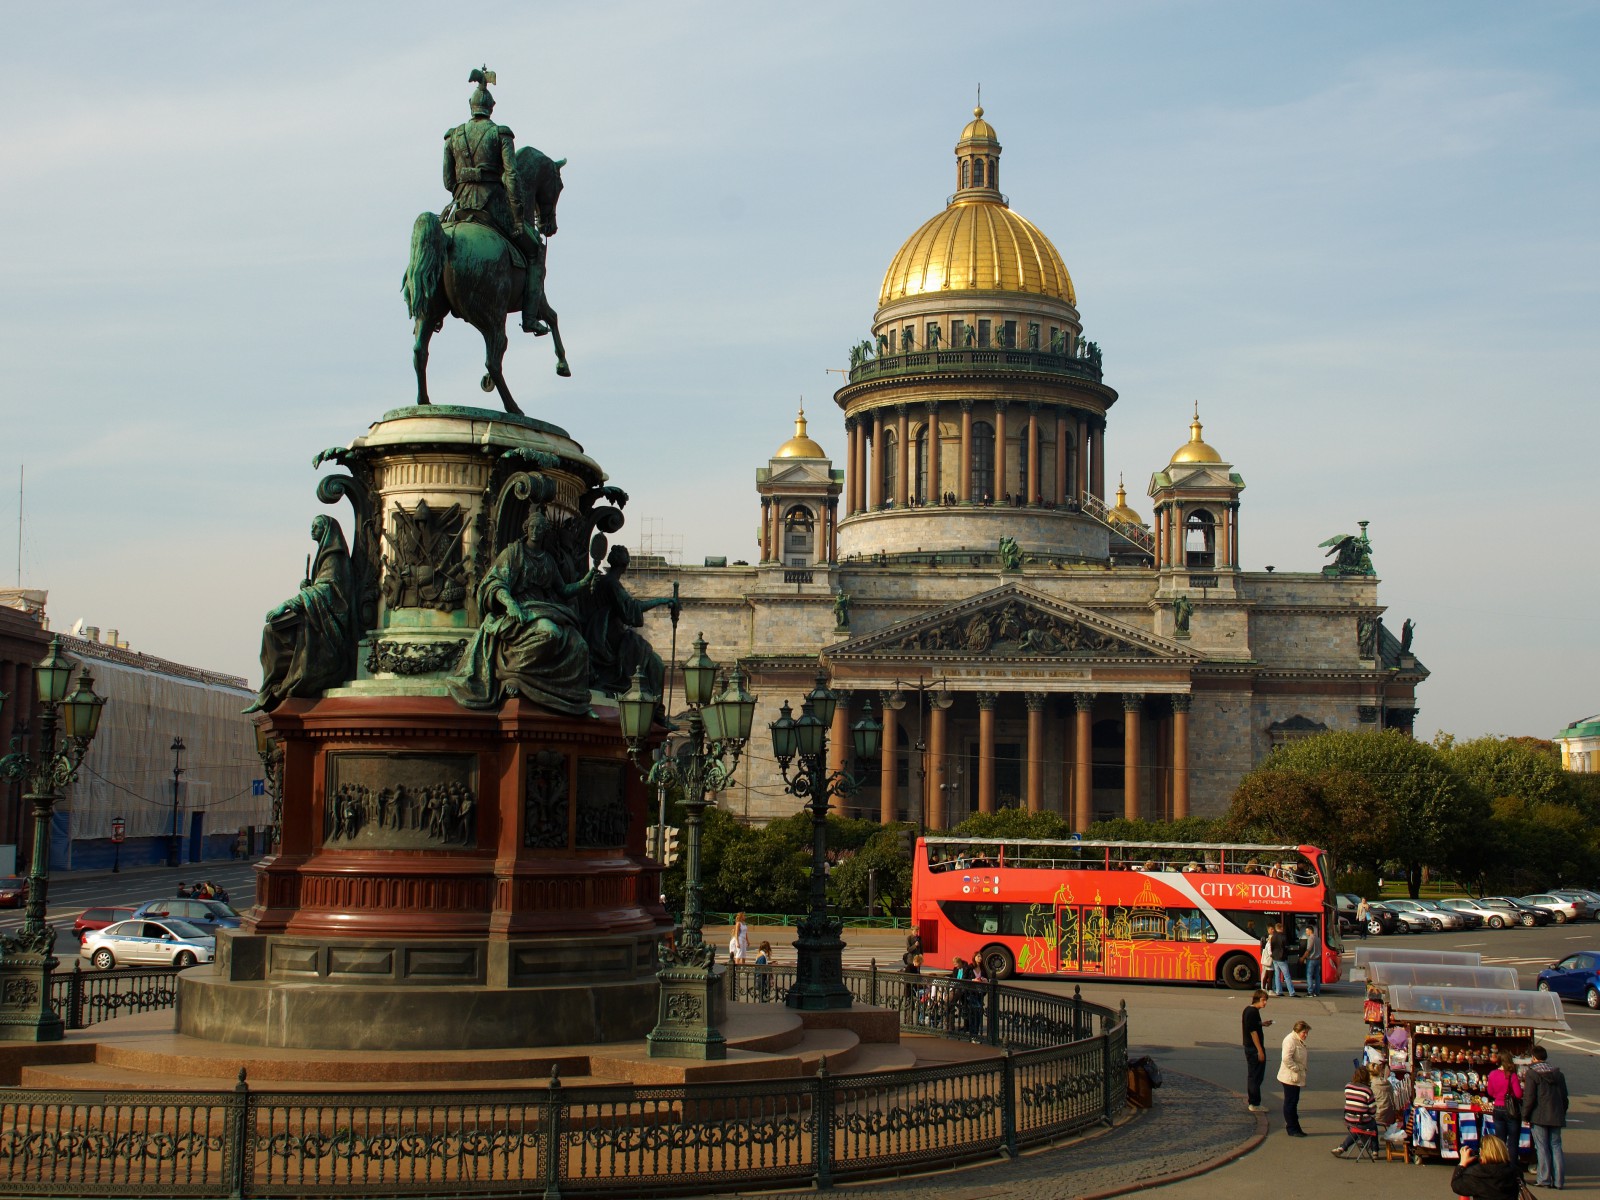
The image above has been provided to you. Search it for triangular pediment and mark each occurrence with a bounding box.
[764,460,833,487]
[826,583,1196,661]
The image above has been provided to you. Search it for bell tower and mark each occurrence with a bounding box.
[1148,406,1245,636]
[756,406,841,568]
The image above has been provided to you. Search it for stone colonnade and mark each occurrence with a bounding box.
[759,496,839,564]
[842,402,1106,514]
[825,688,1192,829]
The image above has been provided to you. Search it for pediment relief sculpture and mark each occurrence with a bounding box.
[885,598,1155,658]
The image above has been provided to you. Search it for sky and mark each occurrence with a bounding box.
[1,2,1595,743]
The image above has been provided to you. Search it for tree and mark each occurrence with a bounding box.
[1229,730,1486,897]
[1224,767,1392,868]
[1085,816,1225,843]
[830,826,914,912]
[953,807,1072,840]
[1443,736,1569,809]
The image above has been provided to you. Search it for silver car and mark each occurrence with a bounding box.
[1439,898,1516,929]
[1384,899,1467,931]
[80,918,215,969]
[1521,894,1582,924]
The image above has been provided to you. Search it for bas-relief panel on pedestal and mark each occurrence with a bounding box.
[324,751,479,849]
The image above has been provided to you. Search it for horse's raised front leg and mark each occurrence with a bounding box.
[541,301,571,377]
[481,322,521,415]
[413,315,435,405]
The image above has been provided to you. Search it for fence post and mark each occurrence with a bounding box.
[985,974,1000,1047]
[1100,1031,1114,1126]
[542,1064,564,1200]
[813,1055,834,1190]
[869,959,878,1007]
[67,961,85,1030]
[1000,1049,1018,1158]
[228,1069,250,1199]
[1072,984,1083,1041]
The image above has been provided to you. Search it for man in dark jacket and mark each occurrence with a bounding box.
[1524,1045,1569,1189]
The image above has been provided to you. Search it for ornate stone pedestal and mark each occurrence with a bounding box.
[189,406,671,1051]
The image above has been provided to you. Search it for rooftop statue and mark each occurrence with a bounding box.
[1319,521,1375,577]
[403,67,570,414]
[246,516,358,713]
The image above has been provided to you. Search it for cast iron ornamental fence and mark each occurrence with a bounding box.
[2,965,1127,1198]
[48,964,181,1031]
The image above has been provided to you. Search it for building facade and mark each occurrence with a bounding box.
[635,109,1427,826]
[1556,716,1600,773]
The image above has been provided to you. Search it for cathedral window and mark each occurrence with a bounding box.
[971,421,995,501]
[1001,320,1016,349]
[977,319,991,348]
[784,505,815,564]
[1185,509,1217,568]
[881,428,898,503]
[913,425,928,501]
[973,157,986,187]
[990,157,998,190]
[962,160,970,189]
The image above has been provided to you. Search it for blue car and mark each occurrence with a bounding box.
[1536,951,1600,1009]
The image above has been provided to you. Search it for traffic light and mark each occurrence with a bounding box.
[662,825,680,867]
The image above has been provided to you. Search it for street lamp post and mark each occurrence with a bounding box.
[253,722,282,850]
[0,636,106,1041]
[618,634,756,1059]
[168,736,185,868]
[770,671,882,1011]
[885,676,952,836]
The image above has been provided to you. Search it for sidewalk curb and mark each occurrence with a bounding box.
[1072,1099,1267,1200]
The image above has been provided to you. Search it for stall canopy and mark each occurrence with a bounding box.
[1354,947,1482,970]
[1366,962,1520,991]
[1384,985,1570,1033]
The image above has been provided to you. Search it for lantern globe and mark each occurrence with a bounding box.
[932,690,954,710]
[700,673,729,743]
[719,668,757,743]
[62,671,105,742]
[796,702,824,758]
[34,637,74,705]
[769,700,797,762]
[852,699,883,761]
[682,633,718,708]
[617,668,657,742]
[806,673,839,730]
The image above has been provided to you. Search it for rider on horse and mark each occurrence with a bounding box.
[442,68,547,334]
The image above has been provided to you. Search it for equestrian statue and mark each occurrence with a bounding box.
[403,67,569,415]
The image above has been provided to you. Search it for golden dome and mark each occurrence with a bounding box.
[1107,475,1142,525]
[774,406,826,459]
[878,109,1076,308]
[959,105,998,144]
[1171,405,1223,464]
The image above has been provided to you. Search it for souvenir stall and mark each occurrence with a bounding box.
[1375,985,1568,1162]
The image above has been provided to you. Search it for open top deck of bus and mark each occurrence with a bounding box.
[919,836,1323,884]
[921,837,1315,853]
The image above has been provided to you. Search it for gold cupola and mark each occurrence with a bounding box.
[1170,404,1223,464]
[774,405,826,459]
[1106,474,1142,525]
[878,108,1076,307]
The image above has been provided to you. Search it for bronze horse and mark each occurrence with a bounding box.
[403,147,568,415]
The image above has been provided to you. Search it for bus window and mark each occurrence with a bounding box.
[1217,909,1280,943]
[938,900,1030,936]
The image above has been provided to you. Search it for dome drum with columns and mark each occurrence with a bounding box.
[636,107,1427,846]
[835,109,1119,565]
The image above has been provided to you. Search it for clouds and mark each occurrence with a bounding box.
[0,2,1594,740]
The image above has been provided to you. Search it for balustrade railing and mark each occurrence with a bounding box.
[2,965,1127,1197]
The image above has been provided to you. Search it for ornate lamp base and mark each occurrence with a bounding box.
[0,943,64,1042]
[646,945,727,1060]
[785,913,853,1011]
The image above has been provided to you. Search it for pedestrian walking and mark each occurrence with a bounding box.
[728,912,749,966]
[1277,1020,1311,1136]
[1355,896,1370,940]
[1524,1045,1569,1189]
[1242,990,1272,1113]
[1302,921,1323,997]
[1269,921,1296,997]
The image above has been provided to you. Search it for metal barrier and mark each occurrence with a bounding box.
[48,963,182,1030]
[2,965,1126,1197]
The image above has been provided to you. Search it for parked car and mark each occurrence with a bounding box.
[1384,899,1468,931]
[0,876,26,907]
[73,906,138,943]
[1337,894,1399,936]
[1416,898,1481,929]
[132,897,242,937]
[1548,889,1600,919]
[1537,951,1600,1008]
[1480,897,1552,927]
[1520,894,1582,924]
[80,918,215,970]
[1369,901,1428,933]
[1439,898,1518,929]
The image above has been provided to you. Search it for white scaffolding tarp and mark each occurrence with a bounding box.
[63,650,264,840]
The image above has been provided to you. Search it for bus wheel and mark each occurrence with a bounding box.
[980,944,1015,980]
[1219,955,1257,990]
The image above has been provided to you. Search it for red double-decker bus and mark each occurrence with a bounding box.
[910,836,1342,990]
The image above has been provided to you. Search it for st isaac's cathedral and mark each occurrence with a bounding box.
[637,109,1426,827]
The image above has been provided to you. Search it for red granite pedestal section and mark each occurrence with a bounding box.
[177,694,669,1050]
